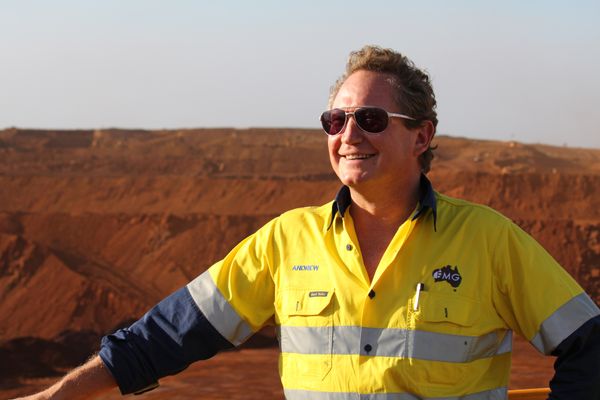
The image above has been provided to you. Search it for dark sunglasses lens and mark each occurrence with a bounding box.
[321,109,346,135]
[355,107,388,133]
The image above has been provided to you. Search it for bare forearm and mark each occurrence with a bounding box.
[14,355,117,400]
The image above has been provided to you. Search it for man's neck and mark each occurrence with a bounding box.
[347,174,422,280]
[348,174,421,230]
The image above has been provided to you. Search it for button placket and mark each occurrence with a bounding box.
[359,328,378,356]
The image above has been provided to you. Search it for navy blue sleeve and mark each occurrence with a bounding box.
[549,314,600,399]
[98,286,234,395]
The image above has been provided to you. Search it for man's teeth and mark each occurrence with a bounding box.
[345,154,373,160]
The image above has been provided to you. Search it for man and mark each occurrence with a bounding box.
[18,45,600,399]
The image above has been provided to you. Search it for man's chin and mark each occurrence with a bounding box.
[338,173,372,188]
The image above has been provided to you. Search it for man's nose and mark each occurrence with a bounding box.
[340,115,363,144]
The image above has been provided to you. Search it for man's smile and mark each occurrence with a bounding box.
[341,153,376,160]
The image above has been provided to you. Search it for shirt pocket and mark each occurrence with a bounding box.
[278,288,335,380]
[409,291,481,328]
[405,292,485,388]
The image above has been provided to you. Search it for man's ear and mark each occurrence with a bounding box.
[413,120,435,157]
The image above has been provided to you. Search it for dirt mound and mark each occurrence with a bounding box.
[1,128,599,396]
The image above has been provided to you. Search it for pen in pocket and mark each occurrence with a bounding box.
[414,283,425,311]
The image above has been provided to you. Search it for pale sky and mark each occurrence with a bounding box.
[1,0,599,148]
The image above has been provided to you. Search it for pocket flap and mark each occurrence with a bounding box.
[283,288,335,316]
[415,292,480,326]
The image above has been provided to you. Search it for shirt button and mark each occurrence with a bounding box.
[368,290,376,299]
[346,244,353,251]
[364,344,372,353]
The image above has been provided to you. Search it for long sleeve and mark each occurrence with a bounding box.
[99,286,233,395]
[490,219,600,397]
[549,314,600,399]
[98,218,278,395]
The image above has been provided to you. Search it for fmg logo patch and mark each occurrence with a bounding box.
[292,265,319,271]
[432,265,462,288]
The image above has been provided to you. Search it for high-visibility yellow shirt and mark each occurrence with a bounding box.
[186,179,599,399]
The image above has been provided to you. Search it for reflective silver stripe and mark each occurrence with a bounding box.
[284,387,507,400]
[496,330,512,355]
[186,271,253,346]
[280,325,336,355]
[280,325,511,363]
[531,292,600,354]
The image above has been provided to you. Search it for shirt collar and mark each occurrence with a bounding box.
[328,174,438,231]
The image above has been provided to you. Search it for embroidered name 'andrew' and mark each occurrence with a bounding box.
[292,265,319,271]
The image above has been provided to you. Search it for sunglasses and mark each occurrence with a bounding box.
[320,106,416,135]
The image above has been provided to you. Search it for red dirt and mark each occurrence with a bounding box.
[0,128,598,398]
